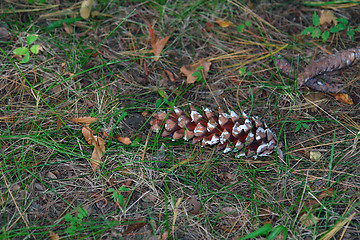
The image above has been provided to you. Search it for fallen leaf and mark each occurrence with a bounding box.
[319,10,337,26]
[300,213,319,227]
[310,151,321,161]
[49,231,60,240]
[216,18,233,28]
[82,127,105,171]
[188,196,201,215]
[180,59,211,84]
[330,93,353,105]
[164,70,176,82]
[123,217,147,234]
[56,116,62,130]
[115,135,132,145]
[71,117,98,125]
[80,0,94,19]
[146,22,170,61]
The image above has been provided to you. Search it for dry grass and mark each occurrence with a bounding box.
[0,0,359,239]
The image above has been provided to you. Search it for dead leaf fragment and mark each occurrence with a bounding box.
[80,0,94,19]
[310,151,321,161]
[115,135,132,145]
[82,127,105,171]
[123,217,147,234]
[330,93,353,105]
[49,231,60,240]
[216,18,233,28]
[180,59,211,84]
[147,22,170,61]
[300,213,319,227]
[71,117,98,125]
[188,196,201,215]
[319,10,337,26]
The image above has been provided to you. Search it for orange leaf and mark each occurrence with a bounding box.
[115,135,132,145]
[71,117,98,124]
[216,18,233,28]
[180,59,211,84]
[330,93,353,105]
[82,127,105,172]
[146,22,170,61]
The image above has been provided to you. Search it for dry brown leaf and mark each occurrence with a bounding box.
[164,69,176,82]
[123,217,147,234]
[49,231,60,240]
[115,136,132,145]
[300,213,319,227]
[180,59,211,84]
[71,117,98,125]
[188,196,201,215]
[82,127,105,172]
[56,116,62,130]
[319,10,337,26]
[80,0,94,19]
[216,18,233,28]
[330,93,353,105]
[147,22,170,61]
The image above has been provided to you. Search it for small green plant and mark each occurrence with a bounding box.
[301,12,360,42]
[238,66,252,76]
[239,223,288,240]
[295,120,310,132]
[237,20,252,33]
[107,186,131,208]
[13,34,40,63]
[64,207,88,236]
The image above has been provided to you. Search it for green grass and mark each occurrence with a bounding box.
[0,0,359,239]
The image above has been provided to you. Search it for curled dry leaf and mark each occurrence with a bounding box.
[70,117,98,125]
[49,231,60,240]
[215,18,233,28]
[123,217,147,234]
[180,59,211,84]
[146,22,170,61]
[82,127,105,172]
[115,135,132,145]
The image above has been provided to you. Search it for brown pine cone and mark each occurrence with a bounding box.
[150,105,278,158]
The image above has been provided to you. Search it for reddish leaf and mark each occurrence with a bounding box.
[115,135,132,145]
[146,22,170,61]
[123,217,147,234]
[180,59,211,84]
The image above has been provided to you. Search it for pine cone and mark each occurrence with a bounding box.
[150,105,278,158]
[297,47,360,89]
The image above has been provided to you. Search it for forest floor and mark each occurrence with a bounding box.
[0,1,359,239]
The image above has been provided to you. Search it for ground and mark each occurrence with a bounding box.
[0,1,359,239]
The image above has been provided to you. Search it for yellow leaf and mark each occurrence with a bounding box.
[80,0,94,19]
[216,18,233,28]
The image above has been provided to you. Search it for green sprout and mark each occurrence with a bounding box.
[13,34,40,63]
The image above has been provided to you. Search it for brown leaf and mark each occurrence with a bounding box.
[330,93,353,105]
[49,231,60,240]
[56,116,62,130]
[180,59,211,84]
[71,117,98,125]
[300,213,319,227]
[216,18,233,28]
[123,217,147,234]
[82,127,105,172]
[147,22,170,61]
[188,196,201,215]
[164,70,176,82]
[115,135,132,145]
[319,10,337,26]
